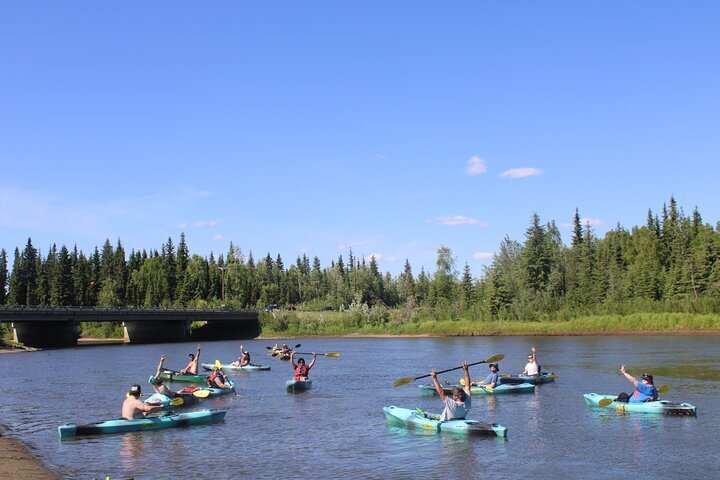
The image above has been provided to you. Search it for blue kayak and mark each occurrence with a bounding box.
[384,406,507,437]
[58,409,226,438]
[286,379,312,393]
[583,393,697,416]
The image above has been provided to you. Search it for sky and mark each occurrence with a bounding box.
[1,2,719,277]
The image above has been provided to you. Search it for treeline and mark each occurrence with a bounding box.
[1,197,719,323]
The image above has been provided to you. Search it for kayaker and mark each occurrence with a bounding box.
[431,361,472,421]
[290,351,316,380]
[237,344,251,366]
[149,354,180,398]
[208,366,234,390]
[122,385,163,420]
[281,343,290,355]
[180,345,202,375]
[617,365,659,403]
[521,346,539,376]
[471,363,500,388]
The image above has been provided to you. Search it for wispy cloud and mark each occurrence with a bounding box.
[473,251,494,260]
[367,253,397,263]
[337,240,364,251]
[434,215,489,227]
[499,167,542,179]
[193,219,220,228]
[177,222,188,228]
[212,234,224,240]
[561,217,604,228]
[466,156,488,175]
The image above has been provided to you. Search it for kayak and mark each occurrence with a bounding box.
[197,379,236,398]
[278,353,291,360]
[383,406,507,437]
[583,393,697,416]
[158,370,206,384]
[201,363,271,372]
[418,383,535,396]
[58,409,226,438]
[286,379,312,393]
[144,393,199,409]
[500,373,556,385]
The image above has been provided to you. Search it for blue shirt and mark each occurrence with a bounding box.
[482,372,499,386]
[630,382,659,402]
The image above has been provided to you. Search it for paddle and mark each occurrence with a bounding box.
[293,352,341,357]
[193,389,211,398]
[169,397,184,406]
[597,384,671,407]
[392,354,505,387]
[267,343,301,350]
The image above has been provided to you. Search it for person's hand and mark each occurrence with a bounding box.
[462,361,469,371]
[198,345,202,350]
[620,365,626,374]
[531,346,536,353]
[161,354,166,361]
[311,352,316,356]
[431,369,437,379]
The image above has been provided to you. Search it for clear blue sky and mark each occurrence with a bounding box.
[1,2,719,276]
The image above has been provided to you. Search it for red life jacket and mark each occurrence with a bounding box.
[294,364,310,378]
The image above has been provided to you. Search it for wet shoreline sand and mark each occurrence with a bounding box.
[0,431,60,479]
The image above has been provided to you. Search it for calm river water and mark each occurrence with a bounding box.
[1,336,719,479]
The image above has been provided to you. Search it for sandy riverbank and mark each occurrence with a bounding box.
[0,432,60,479]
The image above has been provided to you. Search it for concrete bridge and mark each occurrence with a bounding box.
[0,306,260,348]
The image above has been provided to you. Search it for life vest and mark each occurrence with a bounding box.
[294,364,310,378]
[208,372,225,386]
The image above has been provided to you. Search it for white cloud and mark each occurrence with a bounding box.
[337,240,364,251]
[368,253,396,263]
[212,234,224,240]
[436,215,489,227]
[177,222,188,228]
[466,156,488,175]
[499,167,542,179]
[473,251,494,260]
[193,219,220,228]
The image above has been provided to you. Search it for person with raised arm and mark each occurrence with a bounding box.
[432,361,472,421]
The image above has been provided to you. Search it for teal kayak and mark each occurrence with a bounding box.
[201,363,271,372]
[418,382,535,396]
[158,370,206,384]
[583,393,697,416]
[286,379,312,392]
[198,379,236,398]
[144,393,199,409]
[58,409,226,438]
[500,373,556,385]
[383,406,507,437]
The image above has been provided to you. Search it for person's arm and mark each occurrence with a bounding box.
[136,399,163,415]
[290,351,297,369]
[620,365,638,386]
[155,354,166,378]
[462,361,471,397]
[530,346,536,364]
[431,369,447,401]
[194,345,202,365]
[308,353,317,369]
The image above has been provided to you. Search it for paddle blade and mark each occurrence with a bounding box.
[598,398,614,407]
[483,385,494,392]
[657,384,670,394]
[294,343,301,348]
[193,389,211,398]
[484,354,504,364]
[323,352,341,358]
[266,346,273,350]
[393,377,415,388]
[215,359,222,369]
[169,397,184,406]
[547,374,559,379]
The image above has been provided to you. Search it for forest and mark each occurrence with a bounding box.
[1,196,719,339]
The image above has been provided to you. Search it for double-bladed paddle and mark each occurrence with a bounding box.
[266,343,301,350]
[392,354,505,387]
[459,378,494,392]
[293,352,341,358]
[597,384,671,407]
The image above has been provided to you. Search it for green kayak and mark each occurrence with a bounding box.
[158,370,206,384]
[58,409,226,438]
[418,382,535,396]
[583,393,697,416]
[383,406,507,437]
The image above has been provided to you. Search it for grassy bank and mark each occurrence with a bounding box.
[260,310,720,336]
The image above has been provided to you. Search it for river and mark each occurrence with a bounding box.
[0,335,718,479]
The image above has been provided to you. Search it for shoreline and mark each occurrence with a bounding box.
[0,430,60,479]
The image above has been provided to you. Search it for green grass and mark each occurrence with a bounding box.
[259,311,720,337]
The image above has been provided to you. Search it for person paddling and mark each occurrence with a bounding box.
[521,346,539,376]
[616,365,659,403]
[208,366,234,390]
[432,361,472,421]
[122,385,163,420]
[149,354,180,398]
[471,363,500,388]
[180,345,202,375]
[290,351,316,380]
[231,345,251,367]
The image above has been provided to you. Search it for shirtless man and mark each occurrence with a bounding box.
[122,385,163,420]
[180,345,202,375]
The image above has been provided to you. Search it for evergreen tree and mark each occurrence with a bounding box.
[0,249,8,305]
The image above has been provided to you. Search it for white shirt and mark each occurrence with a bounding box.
[524,361,539,376]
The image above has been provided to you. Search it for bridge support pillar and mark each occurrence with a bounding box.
[123,320,191,344]
[12,321,78,348]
